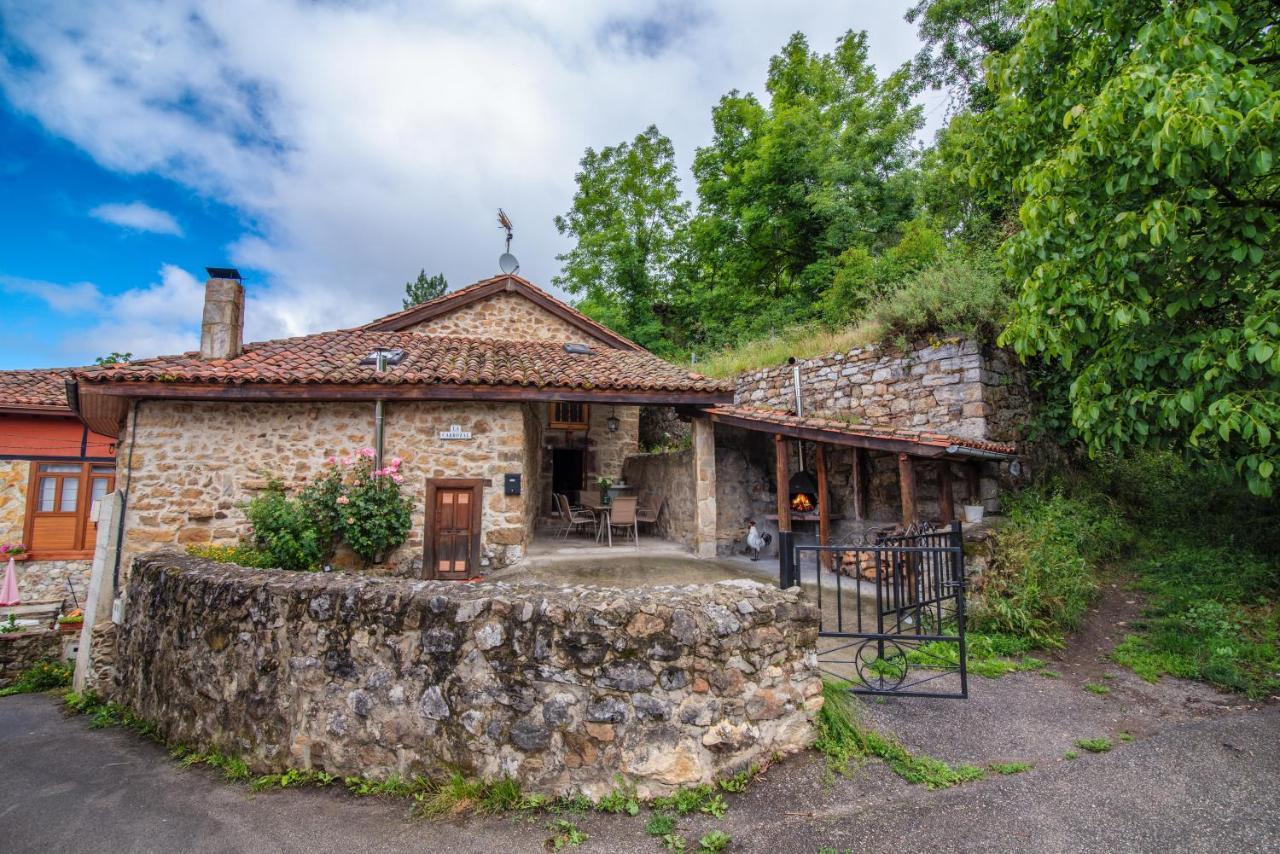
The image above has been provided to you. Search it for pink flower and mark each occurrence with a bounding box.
[359,447,376,458]
[342,455,354,467]
[391,473,404,484]
[326,456,338,465]
[336,495,349,505]
[389,457,402,469]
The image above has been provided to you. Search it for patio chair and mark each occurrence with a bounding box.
[636,493,664,533]
[556,492,597,540]
[606,496,640,546]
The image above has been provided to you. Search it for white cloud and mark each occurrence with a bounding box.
[0,1,942,347]
[89,201,184,236]
[0,275,102,313]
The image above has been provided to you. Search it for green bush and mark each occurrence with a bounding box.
[0,659,73,696]
[244,482,326,571]
[184,543,276,569]
[866,252,1011,346]
[972,486,1131,647]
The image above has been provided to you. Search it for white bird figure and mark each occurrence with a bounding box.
[746,521,772,561]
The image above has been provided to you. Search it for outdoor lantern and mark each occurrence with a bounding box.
[606,407,619,433]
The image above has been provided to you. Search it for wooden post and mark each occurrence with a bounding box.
[851,446,866,521]
[774,434,791,533]
[816,443,831,571]
[966,461,982,504]
[938,461,954,523]
[898,452,917,526]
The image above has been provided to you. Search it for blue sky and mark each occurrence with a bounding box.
[0,1,938,370]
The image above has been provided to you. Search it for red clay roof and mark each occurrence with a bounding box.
[74,330,731,394]
[0,368,74,411]
[361,273,643,351]
[706,404,1016,458]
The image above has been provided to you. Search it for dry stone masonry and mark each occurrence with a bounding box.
[402,291,589,342]
[735,337,1031,444]
[113,553,822,798]
[0,628,63,688]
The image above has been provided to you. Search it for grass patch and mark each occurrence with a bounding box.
[908,632,1045,679]
[1083,683,1110,696]
[715,763,759,793]
[697,830,732,853]
[1118,732,1135,743]
[651,784,727,819]
[814,680,984,789]
[972,486,1132,648]
[1074,738,1112,754]
[1063,751,1079,760]
[0,659,72,696]
[988,761,1033,775]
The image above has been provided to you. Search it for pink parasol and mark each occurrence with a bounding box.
[0,557,19,607]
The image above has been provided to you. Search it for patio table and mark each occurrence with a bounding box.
[579,495,613,546]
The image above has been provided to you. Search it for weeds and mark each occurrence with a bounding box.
[1118,732,1135,743]
[651,784,726,818]
[175,748,251,782]
[1074,738,1111,754]
[646,814,677,837]
[0,660,72,696]
[597,775,642,816]
[252,768,337,791]
[1083,683,1110,696]
[988,761,1033,775]
[1064,751,1079,760]
[814,680,983,789]
[697,830,732,853]
[716,764,759,793]
[545,819,587,850]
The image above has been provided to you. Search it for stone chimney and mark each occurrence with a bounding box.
[200,267,244,360]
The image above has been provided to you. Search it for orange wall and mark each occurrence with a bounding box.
[0,413,116,459]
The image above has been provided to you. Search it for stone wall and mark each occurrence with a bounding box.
[114,554,821,798]
[9,559,93,605]
[404,291,600,344]
[119,399,533,577]
[622,449,696,546]
[735,338,1031,444]
[0,458,28,544]
[0,628,63,688]
[588,404,640,484]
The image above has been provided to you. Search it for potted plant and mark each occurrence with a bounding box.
[0,542,27,562]
[57,609,84,634]
[596,477,613,506]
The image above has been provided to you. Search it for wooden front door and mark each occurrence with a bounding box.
[426,479,483,580]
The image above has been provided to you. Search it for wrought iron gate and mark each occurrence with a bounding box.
[781,521,969,699]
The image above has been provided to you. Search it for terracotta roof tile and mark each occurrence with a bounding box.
[707,404,1016,457]
[0,368,75,410]
[74,330,732,394]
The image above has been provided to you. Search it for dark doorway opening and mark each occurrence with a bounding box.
[551,448,586,504]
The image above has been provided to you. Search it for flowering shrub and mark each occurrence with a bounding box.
[0,542,27,559]
[243,450,412,571]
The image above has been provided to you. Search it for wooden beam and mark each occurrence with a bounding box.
[774,434,791,533]
[938,461,954,523]
[816,443,831,571]
[706,410,952,458]
[898,452,917,526]
[851,447,866,521]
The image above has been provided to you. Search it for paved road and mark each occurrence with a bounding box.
[2,691,1277,853]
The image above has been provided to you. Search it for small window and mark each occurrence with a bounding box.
[25,461,115,557]
[550,402,589,430]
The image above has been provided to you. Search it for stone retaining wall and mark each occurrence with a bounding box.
[734,337,1030,444]
[0,628,63,688]
[114,554,821,798]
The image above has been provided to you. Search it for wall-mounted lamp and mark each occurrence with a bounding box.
[606,406,620,433]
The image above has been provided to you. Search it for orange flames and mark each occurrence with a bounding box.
[791,494,815,513]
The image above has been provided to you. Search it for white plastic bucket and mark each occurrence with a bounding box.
[963,504,985,524]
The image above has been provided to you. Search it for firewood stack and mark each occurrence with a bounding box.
[837,550,895,581]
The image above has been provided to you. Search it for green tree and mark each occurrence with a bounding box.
[686,31,922,345]
[907,0,1033,112]
[968,0,1280,494]
[94,352,132,365]
[554,125,690,353]
[402,270,448,309]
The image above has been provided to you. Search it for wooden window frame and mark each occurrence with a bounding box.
[23,460,116,560]
[423,478,486,580]
[549,401,590,431]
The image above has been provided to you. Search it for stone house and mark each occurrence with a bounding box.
[0,368,117,604]
[67,269,734,582]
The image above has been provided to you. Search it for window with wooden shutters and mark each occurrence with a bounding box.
[24,461,116,557]
[550,402,589,430]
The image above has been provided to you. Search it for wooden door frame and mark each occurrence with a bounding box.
[424,478,486,580]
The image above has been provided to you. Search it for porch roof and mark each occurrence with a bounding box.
[0,368,75,415]
[703,404,1016,460]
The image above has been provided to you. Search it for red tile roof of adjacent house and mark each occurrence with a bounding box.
[74,329,732,395]
[705,404,1016,459]
[0,368,74,412]
[361,273,644,351]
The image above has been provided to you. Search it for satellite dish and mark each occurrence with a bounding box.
[499,252,520,275]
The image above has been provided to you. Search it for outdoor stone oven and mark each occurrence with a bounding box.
[113,553,822,798]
